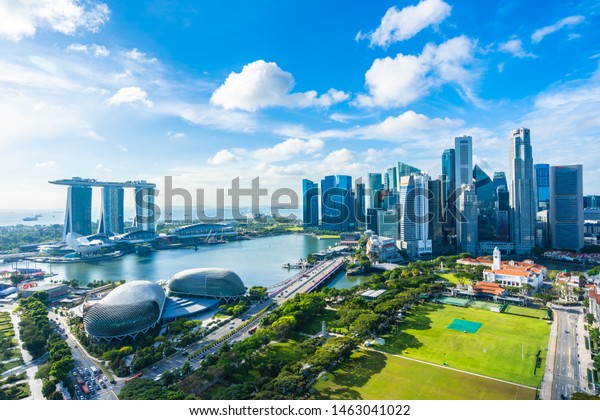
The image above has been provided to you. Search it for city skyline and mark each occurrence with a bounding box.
[1,0,600,209]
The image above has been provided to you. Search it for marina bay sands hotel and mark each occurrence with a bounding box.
[49,177,157,238]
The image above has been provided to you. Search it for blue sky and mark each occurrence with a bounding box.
[1,0,600,210]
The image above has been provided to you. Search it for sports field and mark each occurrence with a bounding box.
[380,303,550,386]
[313,350,536,400]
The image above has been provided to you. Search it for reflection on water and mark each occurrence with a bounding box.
[2,235,337,288]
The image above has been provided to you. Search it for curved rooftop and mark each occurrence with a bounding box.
[83,281,166,340]
[166,268,246,300]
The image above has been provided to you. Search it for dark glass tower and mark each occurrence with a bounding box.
[302,179,319,228]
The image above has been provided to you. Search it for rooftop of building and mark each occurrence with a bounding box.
[472,281,505,296]
[49,177,155,188]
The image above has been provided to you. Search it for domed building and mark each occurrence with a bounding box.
[166,268,246,302]
[83,281,166,341]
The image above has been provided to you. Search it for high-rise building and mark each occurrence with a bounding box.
[134,187,157,232]
[508,128,536,255]
[441,149,456,231]
[366,173,383,209]
[428,178,444,250]
[396,162,421,187]
[496,187,510,242]
[321,175,355,231]
[550,165,584,252]
[584,195,600,209]
[534,164,550,212]
[63,185,92,238]
[493,172,508,191]
[377,209,399,240]
[399,174,432,257]
[385,167,397,191]
[98,186,125,236]
[473,165,496,241]
[355,179,366,228]
[457,184,478,254]
[302,179,319,228]
[454,136,473,190]
[454,136,474,251]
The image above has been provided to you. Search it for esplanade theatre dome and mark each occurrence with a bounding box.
[83,281,166,341]
[166,268,246,302]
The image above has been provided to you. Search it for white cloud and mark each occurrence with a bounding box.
[124,48,158,64]
[167,131,186,140]
[106,86,153,107]
[531,15,585,43]
[207,149,239,165]
[35,160,56,168]
[116,144,128,152]
[252,138,323,163]
[87,130,104,141]
[355,36,477,108]
[498,38,536,58]
[0,0,110,42]
[66,43,109,57]
[210,60,348,111]
[358,0,452,47]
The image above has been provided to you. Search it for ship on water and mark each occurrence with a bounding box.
[22,216,38,221]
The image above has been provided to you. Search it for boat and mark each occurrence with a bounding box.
[22,216,38,221]
[34,214,43,218]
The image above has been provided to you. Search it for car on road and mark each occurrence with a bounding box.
[95,384,101,390]
[102,376,107,382]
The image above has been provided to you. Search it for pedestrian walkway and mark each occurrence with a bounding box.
[576,310,594,393]
[540,305,557,400]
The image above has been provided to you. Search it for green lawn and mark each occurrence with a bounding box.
[437,273,469,286]
[504,305,547,318]
[313,350,535,400]
[317,235,340,239]
[379,303,549,387]
[286,227,304,232]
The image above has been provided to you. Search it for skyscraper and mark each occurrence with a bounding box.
[399,173,432,257]
[534,163,550,212]
[550,165,584,252]
[377,209,399,240]
[396,162,421,187]
[302,179,319,228]
[428,178,444,250]
[508,128,536,255]
[441,148,456,231]
[457,184,478,254]
[134,186,157,232]
[454,136,473,189]
[98,186,125,236]
[473,165,496,241]
[321,175,355,231]
[366,173,383,210]
[355,179,366,228]
[454,135,474,252]
[63,185,92,238]
[385,166,397,191]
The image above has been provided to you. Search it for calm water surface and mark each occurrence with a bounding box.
[2,235,343,288]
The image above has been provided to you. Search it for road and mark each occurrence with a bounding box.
[141,257,344,382]
[49,314,119,400]
[551,306,582,399]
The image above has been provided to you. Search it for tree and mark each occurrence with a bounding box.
[42,379,57,399]
[9,274,24,286]
[248,286,268,302]
[349,313,381,339]
[272,316,297,338]
[181,360,192,377]
[49,356,75,382]
[586,313,595,325]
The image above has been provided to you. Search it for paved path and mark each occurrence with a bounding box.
[550,306,582,399]
[575,309,594,394]
[540,305,557,399]
[364,347,537,391]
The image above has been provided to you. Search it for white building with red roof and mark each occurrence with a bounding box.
[482,247,546,289]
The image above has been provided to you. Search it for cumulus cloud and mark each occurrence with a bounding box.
[207,149,239,165]
[167,131,186,140]
[358,0,452,47]
[531,15,585,43]
[498,38,536,58]
[0,0,110,42]
[355,36,477,108]
[106,86,153,107]
[124,48,158,64]
[210,60,348,111]
[66,43,109,57]
[252,138,324,163]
